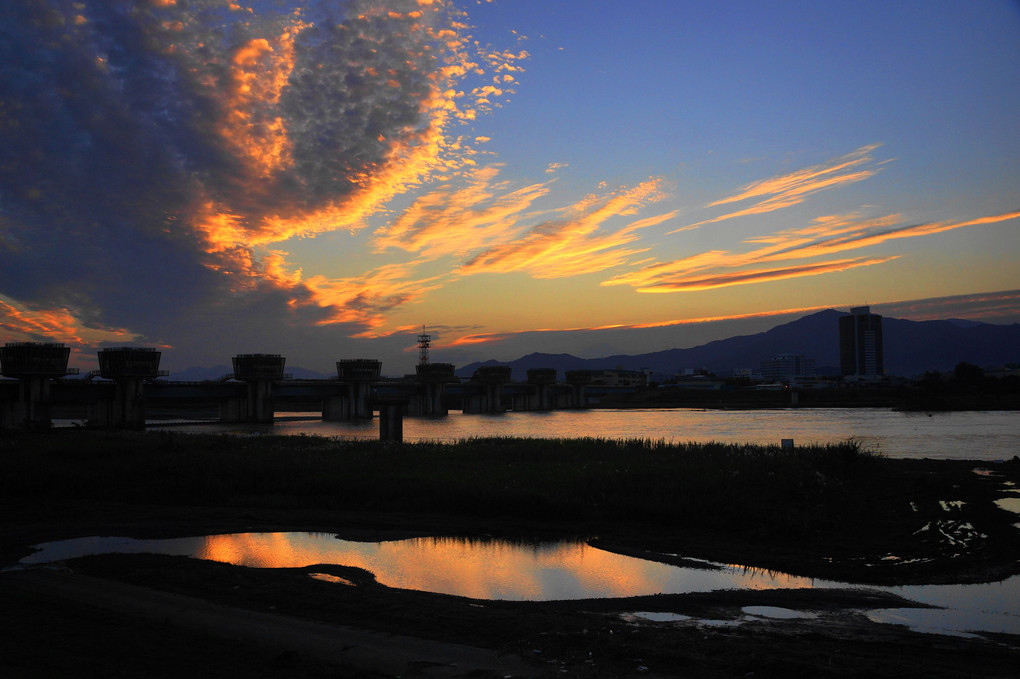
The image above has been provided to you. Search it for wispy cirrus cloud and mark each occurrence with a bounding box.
[874,290,1020,323]
[606,140,1019,295]
[457,179,673,278]
[301,260,448,333]
[669,144,885,233]
[296,170,677,326]
[616,256,900,293]
[371,165,552,259]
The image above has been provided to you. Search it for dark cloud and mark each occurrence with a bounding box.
[0,0,477,366]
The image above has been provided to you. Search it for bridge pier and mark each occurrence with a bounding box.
[524,368,557,411]
[332,359,381,420]
[88,348,165,428]
[224,354,286,423]
[375,397,408,442]
[463,365,511,413]
[565,370,594,408]
[412,362,456,417]
[321,395,348,421]
[0,343,73,429]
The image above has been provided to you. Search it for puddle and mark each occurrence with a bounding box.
[15,533,829,601]
[866,608,1017,639]
[622,612,739,627]
[14,531,1020,639]
[912,520,986,551]
[622,607,817,629]
[742,606,817,620]
[996,497,1020,515]
[624,612,693,623]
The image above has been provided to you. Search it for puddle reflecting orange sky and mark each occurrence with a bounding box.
[18,532,1020,635]
[190,532,818,600]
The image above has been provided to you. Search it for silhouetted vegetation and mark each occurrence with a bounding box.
[4,429,1018,573]
[898,362,1020,411]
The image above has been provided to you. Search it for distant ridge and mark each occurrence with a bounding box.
[456,310,1020,380]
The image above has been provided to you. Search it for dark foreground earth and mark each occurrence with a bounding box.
[4,509,1020,678]
[2,433,1020,677]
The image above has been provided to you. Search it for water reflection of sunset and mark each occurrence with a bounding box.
[21,533,1020,635]
[188,533,817,600]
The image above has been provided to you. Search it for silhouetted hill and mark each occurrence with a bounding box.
[456,311,1020,380]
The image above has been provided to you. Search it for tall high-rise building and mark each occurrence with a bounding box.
[839,306,883,378]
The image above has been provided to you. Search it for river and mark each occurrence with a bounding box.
[149,407,1020,461]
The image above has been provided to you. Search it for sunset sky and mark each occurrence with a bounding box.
[1,0,1018,375]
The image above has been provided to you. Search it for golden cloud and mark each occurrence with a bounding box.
[458,179,670,278]
[0,297,136,346]
[670,144,883,233]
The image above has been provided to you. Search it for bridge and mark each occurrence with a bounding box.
[1,343,639,434]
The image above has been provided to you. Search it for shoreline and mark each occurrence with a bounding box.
[3,431,1020,676]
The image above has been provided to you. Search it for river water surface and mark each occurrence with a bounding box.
[152,408,1020,460]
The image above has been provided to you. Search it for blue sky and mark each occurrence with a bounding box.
[1,0,1017,375]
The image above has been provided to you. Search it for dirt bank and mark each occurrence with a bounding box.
[2,432,1020,676]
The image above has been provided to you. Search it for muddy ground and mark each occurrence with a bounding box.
[2,432,1020,677]
[3,503,1020,679]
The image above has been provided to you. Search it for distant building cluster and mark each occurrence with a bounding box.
[674,306,885,389]
[585,369,648,387]
[760,354,816,383]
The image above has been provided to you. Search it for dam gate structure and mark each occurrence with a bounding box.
[0,342,76,429]
[88,347,167,429]
[221,354,288,424]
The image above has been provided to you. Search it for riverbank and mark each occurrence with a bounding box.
[3,430,1020,676]
[599,385,1020,411]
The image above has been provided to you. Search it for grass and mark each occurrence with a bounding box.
[3,428,1019,583]
[2,430,884,536]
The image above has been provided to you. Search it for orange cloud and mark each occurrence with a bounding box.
[219,29,304,179]
[750,209,1020,264]
[372,165,551,258]
[302,260,447,332]
[458,179,670,278]
[171,2,530,270]
[611,207,1019,294]
[0,297,135,346]
[197,170,681,338]
[670,144,883,233]
[631,257,900,293]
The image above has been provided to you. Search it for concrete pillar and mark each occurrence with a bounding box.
[337,359,381,420]
[526,368,557,411]
[376,398,407,442]
[218,395,246,422]
[88,347,164,429]
[0,343,72,429]
[321,395,350,421]
[414,362,456,417]
[464,365,511,413]
[231,354,286,423]
[565,370,594,409]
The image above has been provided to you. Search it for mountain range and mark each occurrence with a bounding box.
[456,310,1020,380]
